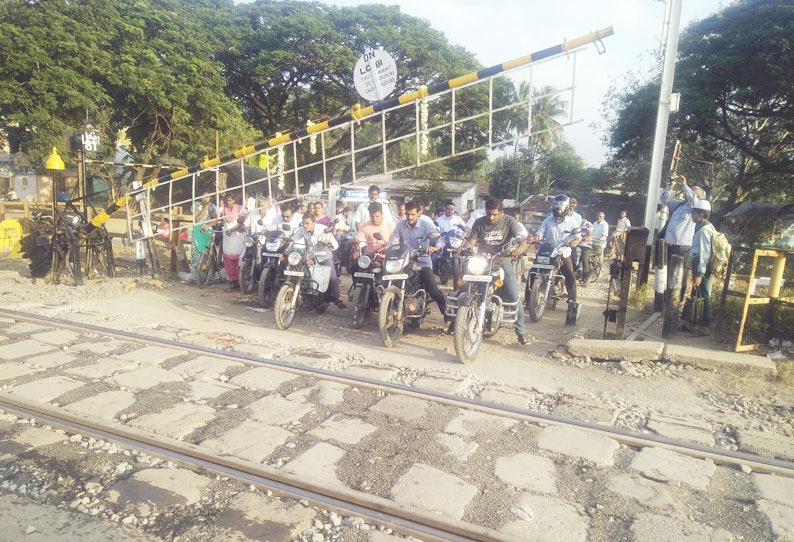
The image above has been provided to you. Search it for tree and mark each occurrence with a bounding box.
[604,0,794,208]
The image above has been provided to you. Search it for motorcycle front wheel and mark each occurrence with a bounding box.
[274,283,298,330]
[258,267,273,307]
[454,304,482,364]
[528,277,547,322]
[378,291,403,348]
[351,284,367,329]
[239,258,256,294]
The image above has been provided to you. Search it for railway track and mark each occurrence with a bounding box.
[0,307,792,541]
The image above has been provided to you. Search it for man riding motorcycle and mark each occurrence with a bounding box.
[532,194,580,308]
[462,197,530,345]
[293,213,345,309]
[353,202,395,259]
[388,200,448,321]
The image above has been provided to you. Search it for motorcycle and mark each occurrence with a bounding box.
[273,225,337,330]
[526,242,572,322]
[238,231,262,294]
[257,228,292,306]
[350,238,384,329]
[377,232,441,347]
[445,239,520,364]
[438,226,466,286]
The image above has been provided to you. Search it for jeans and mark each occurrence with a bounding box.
[419,266,447,316]
[691,255,711,327]
[561,256,577,302]
[499,262,525,336]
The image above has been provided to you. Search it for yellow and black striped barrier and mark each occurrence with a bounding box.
[81,26,614,235]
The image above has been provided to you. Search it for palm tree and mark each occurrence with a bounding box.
[508,83,567,199]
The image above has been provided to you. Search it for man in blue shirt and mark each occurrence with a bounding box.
[389,200,448,321]
[689,199,714,337]
[660,175,704,299]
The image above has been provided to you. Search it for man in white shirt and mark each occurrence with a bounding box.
[568,195,582,228]
[660,174,704,298]
[270,203,302,232]
[533,195,581,304]
[435,202,466,233]
[351,185,393,232]
[591,212,609,256]
[246,197,274,236]
[293,213,344,309]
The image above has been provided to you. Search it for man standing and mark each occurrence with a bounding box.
[389,201,448,321]
[351,185,393,232]
[466,198,530,345]
[568,195,582,227]
[396,201,406,221]
[591,212,609,257]
[578,217,594,284]
[435,201,466,233]
[689,199,714,337]
[533,195,581,309]
[660,174,704,299]
[607,210,631,258]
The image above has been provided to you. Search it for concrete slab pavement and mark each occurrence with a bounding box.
[213,492,315,542]
[370,394,428,421]
[494,453,557,494]
[499,493,589,542]
[391,463,478,520]
[200,421,292,463]
[537,425,620,467]
[129,404,216,440]
[65,391,136,420]
[663,344,776,376]
[630,447,716,490]
[566,339,664,362]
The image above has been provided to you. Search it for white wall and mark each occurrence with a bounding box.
[13,174,38,201]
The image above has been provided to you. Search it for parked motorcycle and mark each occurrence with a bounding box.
[526,242,571,322]
[257,228,292,306]
[445,239,520,363]
[350,239,384,329]
[273,226,337,330]
[238,232,262,294]
[377,232,441,347]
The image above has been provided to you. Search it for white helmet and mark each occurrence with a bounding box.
[693,199,711,212]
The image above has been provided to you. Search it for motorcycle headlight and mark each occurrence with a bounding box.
[467,255,488,275]
[287,251,302,266]
[244,237,255,248]
[449,237,463,249]
[385,258,405,274]
[536,256,550,264]
[266,240,281,251]
[357,255,371,269]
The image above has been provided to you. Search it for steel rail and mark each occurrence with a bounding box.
[2,307,793,478]
[0,396,504,542]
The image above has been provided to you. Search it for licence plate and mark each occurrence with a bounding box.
[463,274,491,282]
[262,252,281,258]
[532,264,555,270]
[382,273,408,281]
[354,272,375,279]
[284,270,304,277]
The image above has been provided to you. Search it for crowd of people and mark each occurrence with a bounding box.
[183,178,718,340]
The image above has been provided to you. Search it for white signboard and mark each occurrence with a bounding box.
[353,49,397,102]
[82,131,100,152]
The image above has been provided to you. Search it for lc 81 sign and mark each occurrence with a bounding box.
[353,49,397,102]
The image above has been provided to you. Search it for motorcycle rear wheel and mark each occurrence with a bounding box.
[528,278,547,322]
[454,304,482,364]
[275,283,298,330]
[239,258,256,294]
[378,291,402,348]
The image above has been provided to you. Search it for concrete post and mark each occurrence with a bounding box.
[662,254,684,338]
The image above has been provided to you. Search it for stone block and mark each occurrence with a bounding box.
[171,356,244,380]
[663,344,776,376]
[435,433,478,462]
[607,474,673,509]
[106,467,210,517]
[25,351,77,368]
[315,381,348,406]
[370,394,428,421]
[186,380,237,401]
[630,447,716,489]
[228,367,299,391]
[213,492,315,542]
[0,362,44,381]
[646,412,714,446]
[631,512,734,542]
[500,494,589,542]
[566,338,664,362]
[70,340,126,355]
[5,322,50,335]
[391,464,477,520]
[753,473,794,506]
[105,366,182,391]
[344,365,400,382]
[444,409,516,438]
[117,345,187,366]
[130,404,215,440]
[247,395,313,426]
[479,386,530,410]
[412,374,467,394]
[65,391,136,420]
[14,427,68,449]
[494,453,557,494]
[30,329,81,346]
[738,429,794,460]
[201,421,292,463]
[757,499,794,540]
[64,359,137,379]
[308,414,377,445]
[9,376,83,403]
[537,425,619,467]
[281,442,346,488]
[0,339,54,360]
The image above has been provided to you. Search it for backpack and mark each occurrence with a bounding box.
[706,224,731,280]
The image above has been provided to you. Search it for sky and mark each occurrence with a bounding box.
[302,0,726,167]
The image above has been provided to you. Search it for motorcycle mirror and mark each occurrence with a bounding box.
[373,232,384,240]
[428,232,441,241]
[281,224,291,232]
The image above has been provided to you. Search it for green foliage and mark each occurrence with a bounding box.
[603,0,794,207]
[413,179,448,212]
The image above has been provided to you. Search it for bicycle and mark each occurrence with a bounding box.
[197,226,224,288]
[574,246,603,285]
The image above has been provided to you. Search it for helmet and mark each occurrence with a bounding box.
[552,195,570,219]
[693,199,711,212]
